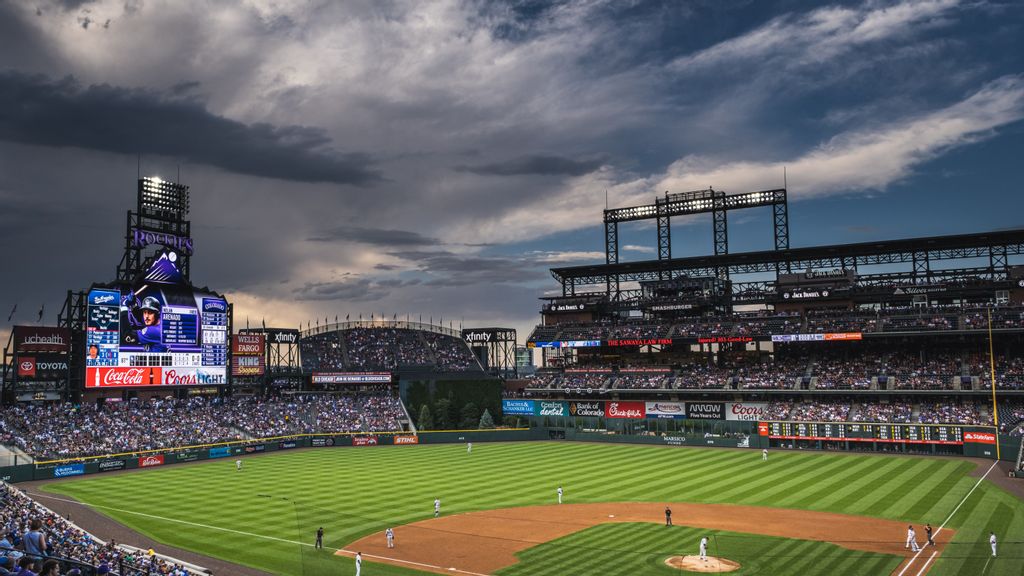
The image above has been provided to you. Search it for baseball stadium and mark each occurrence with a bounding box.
[1,177,1023,576]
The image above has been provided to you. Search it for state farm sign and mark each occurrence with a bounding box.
[964,432,996,444]
[138,455,165,468]
[725,402,769,421]
[605,401,645,419]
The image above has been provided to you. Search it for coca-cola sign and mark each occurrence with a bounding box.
[138,455,165,468]
[87,367,164,388]
[726,402,769,422]
[605,401,645,419]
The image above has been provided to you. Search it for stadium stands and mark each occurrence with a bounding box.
[301,326,484,373]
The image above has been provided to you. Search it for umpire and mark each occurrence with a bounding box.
[665,506,672,526]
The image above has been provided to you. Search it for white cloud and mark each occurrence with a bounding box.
[622,244,656,254]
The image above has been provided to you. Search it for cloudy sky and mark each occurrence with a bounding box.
[1,0,1023,343]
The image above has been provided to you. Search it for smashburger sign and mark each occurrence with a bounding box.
[725,402,769,421]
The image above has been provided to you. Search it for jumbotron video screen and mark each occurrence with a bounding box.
[85,252,228,388]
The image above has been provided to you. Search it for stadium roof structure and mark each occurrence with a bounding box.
[550,228,1024,297]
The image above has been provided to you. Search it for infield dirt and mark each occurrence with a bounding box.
[340,502,950,575]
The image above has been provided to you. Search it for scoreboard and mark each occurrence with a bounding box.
[761,422,964,445]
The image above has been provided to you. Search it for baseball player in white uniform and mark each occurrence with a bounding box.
[906,525,919,552]
[355,552,362,576]
[467,442,472,454]
[557,486,563,504]
[990,532,997,557]
[236,459,242,471]
[699,536,708,561]
[386,528,395,549]
[762,448,768,461]
[434,498,441,517]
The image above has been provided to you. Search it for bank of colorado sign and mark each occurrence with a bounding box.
[568,401,604,417]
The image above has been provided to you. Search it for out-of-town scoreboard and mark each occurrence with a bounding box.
[760,422,965,445]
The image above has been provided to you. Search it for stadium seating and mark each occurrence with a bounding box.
[301,327,484,373]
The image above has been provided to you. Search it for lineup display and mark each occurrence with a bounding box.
[760,422,964,445]
[86,253,228,387]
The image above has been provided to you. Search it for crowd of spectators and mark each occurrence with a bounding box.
[301,327,483,373]
[613,373,669,389]
[1,483,196,575]
[917,401,990,426]
[852,402,913,423]
[0,394,407,460]
[788,401,851,422]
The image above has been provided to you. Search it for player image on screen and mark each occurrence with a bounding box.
[122,294,167,352]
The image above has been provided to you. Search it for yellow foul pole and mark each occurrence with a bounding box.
[988,307,1000,460]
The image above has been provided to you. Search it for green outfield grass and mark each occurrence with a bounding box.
[40,443,1024,576]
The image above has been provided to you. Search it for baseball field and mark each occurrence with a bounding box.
[36,442,1024,575]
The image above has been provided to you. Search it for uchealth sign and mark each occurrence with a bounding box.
[605,401,646,419]
[14,326,70,354]
[725,402,769,421]
[645,401,685,419]
[685,402,725,420]
[568,401,604,417]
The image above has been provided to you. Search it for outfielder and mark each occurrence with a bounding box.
[762,448,768,461]
[990,532,997,557]
[434,498,441,517]
[386,528,395,549]
[699,536,708,561]
[557,486,563,504]
[355,552,362,576]
[467,442,472,454]
[236,459,242,471]
[906,525,920,552]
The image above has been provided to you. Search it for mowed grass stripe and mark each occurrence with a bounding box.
[861,458,952,518]
[42,442,1020,576]
[819,457,922,514]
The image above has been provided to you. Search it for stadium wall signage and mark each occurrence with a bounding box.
[244,444,266,453]
[725,402,769,421]
[463,330,496,343]
[685,402,725,420]
[607,338,672,346]
[279,441,298,450]
[53,464,85,478]
[351,437,376,446]
[312,372,392,384]
[232,334,265,355]
[782,289,830,300]
[964,432,996,444]
[529,340,601,348]
[568,401,604,417]
[14,326,70,354]
[266,329,300,344]
[771,332,862,342]
[139,455,165,468]
[536,401,567,417]
[311,437,337,447]
[697,336,754,344]
[131,227,194,255]
[502,399,535,415]
[176,451,199,462]
[208,447,233,458]
[605,401,645,419]
[645,402,685,419]
[98,459,126,472]
[394,435,419,445]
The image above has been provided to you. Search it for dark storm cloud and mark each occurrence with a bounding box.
[389,250,541,286]
[294,277,421,302]
[454,154,604,177]
[0,71,382,186]
[307,226,440,246]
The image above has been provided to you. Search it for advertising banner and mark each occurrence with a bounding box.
[606,338,673,347]
[530,340,601,348]
[697,336,754,344]
[502,399,535,415]
[535,401,567,417]
[758,422,770,436]
[244,444,266,454]
[138,455,165,468]
[232,334,265,355]
[208,446,233,458]
[14,326,70,354]
[964,432,996,444]
[351,436,376,446]
[771,333,862,343]
[16,356,70,380]
[645,401,686,419]
[279,441,298,450]
[605,401,646,419]
[393,435,419,445]
[265,329,300,344]
[568,401,604,417]
[312,372,392,384]
[98,459,126,472]
[232,355,266,377]
[311,437,336,447]
[53,464,85,478]
[685,402,725,420]
[725,402,770,421]
[176,451,199,462]
[17,358,35,379]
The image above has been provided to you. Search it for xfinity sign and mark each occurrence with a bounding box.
[464,331,494,343]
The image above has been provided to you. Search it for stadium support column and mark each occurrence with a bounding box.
[773,189,791,274]
[604,218,619,298]
[657,197,672,280]
[989,245,1008,276]
[713,193,728,280]
[912,250,930,284]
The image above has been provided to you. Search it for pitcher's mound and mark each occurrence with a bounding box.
[664,555,741,573]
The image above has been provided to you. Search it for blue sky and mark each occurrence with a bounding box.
[0,0,1022,340]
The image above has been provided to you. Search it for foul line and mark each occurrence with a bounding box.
[28,491,491,576]
[896,460,998,576]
